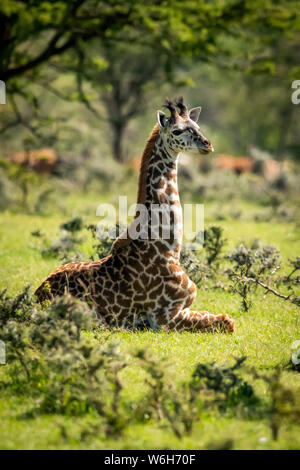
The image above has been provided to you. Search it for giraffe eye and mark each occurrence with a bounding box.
[172,129,183,136]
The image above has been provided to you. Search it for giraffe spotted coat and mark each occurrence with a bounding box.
[35,99,235,333]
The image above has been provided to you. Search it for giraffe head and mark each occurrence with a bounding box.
[157,97,214,156]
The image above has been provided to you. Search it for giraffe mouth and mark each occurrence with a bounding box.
[198,148,211,155]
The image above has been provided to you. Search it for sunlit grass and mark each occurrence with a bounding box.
[0,199,299,449]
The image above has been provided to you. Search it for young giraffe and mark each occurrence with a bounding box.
[35,98,235,333]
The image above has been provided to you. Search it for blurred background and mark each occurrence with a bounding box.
[0,0,299,222]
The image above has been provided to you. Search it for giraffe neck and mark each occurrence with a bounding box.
[112,125,182,258]
[145,135,179,204]
[142,133,182,259]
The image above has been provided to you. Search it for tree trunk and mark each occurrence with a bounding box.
[111,121,126,163]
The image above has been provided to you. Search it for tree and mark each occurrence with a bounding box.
[0,0,138,82]
[0,0,299,160]
[73,41,168,162]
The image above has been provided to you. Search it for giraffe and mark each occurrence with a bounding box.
[35,98,235,333]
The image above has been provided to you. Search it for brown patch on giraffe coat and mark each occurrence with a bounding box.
[134,294,147,302]
[128,257,144,272]
[165,283,185,300]
[103,289,115,303]
[169,262,182,273]
[158,177,165,188]
[166,184,178,196]
[140,273,149,286]
[181,274,189,289]
[165,170,177,181]
[158,296,169,308]
[149,284,164,299]
[146,264,159,276]
[148,276,163,290]
[158,193,167,204]
[133,280,144,293]
[117,296,131,307]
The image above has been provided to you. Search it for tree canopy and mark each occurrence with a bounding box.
[1,0,299,160]
[2,0,299,82]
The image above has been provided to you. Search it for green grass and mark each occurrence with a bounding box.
[0,195,300,450]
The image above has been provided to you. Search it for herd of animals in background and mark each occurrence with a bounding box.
[215,153,287,180]
[7,147,287,182]
[10,148,57,174]
[128,151,287,181]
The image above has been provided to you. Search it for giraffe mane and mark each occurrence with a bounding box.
[112,123,160,252]
[137,123,159,204]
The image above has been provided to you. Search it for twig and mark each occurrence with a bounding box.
[232,275,293,301]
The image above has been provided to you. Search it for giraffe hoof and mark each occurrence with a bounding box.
[219,314,235,333]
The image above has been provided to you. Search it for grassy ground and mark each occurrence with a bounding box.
[0,195,299,450]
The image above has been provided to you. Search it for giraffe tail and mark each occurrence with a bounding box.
[34,279,53,303]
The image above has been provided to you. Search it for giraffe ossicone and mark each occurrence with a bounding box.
[35,98,235,333]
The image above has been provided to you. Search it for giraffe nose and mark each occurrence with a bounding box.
[202,138,214,152]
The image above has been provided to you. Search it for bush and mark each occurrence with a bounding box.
[32,217,85,262]
[1,284,299,445]
[0,292,130,436]
[226,242,280,310]
[0,285,33,326]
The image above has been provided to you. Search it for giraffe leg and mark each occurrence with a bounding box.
[152,304,235,333]
[153,275,235,332]
[170,308,235,333]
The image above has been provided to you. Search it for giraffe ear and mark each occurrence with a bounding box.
[189,107,202,123]
[157,110,168,130]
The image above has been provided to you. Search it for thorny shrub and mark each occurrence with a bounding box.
[0,288,300,443]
